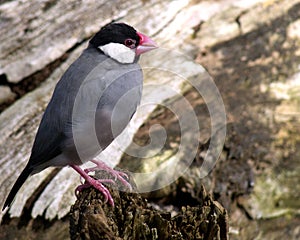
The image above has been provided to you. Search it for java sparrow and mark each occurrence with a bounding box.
[3,22,158,209]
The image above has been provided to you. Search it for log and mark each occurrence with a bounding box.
[0,0,141,83]
[0,0,215,222]
[69,174,228,240]
[2,0,294,232]
[1,0,299,239]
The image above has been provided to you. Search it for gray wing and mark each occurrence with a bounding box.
[28,48,109,170]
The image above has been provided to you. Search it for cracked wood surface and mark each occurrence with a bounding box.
[0,0,206,222]
[0,0,289,224]
[0,0,141,83]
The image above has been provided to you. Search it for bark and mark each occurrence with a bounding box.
[69,177,228,240]
[1,0,300,239]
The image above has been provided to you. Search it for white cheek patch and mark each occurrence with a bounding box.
[99,43,136,64]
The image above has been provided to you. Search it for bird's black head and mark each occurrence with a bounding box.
[90,23,140,49]
[89,22,158,64]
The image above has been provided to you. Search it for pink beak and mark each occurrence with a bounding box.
[136,32,158,55]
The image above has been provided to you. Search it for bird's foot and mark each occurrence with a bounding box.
[71,165,115,206]
[84,159,132,191]
[75,183,91,195]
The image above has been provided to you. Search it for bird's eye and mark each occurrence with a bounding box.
[124,39,136,49]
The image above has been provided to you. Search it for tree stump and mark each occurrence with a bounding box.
[69,175,228,240]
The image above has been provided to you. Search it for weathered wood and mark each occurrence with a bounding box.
[0,0,274,222]
[2,0,297,233]
[0,44,85,220]
[0,0,141,83]
[192,1,300,239]
[69,175,228,240]
[1,0,299,239]
[0,0,213,221]
[0,86,16,104]
[195,0,300,48]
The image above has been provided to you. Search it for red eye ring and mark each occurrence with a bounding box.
[124,38,136,49]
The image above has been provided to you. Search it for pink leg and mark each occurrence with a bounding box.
[74,183,91,197]
[70,165,115,206]
[84,159,132,190]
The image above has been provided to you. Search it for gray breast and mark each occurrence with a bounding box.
[68,56,143,163]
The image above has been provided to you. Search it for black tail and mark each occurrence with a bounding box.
[2,166,32,211]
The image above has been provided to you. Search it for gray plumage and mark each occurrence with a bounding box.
[31,46,143,172]
[3,22,157,210]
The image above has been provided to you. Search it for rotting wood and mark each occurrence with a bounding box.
[69,175,228,240]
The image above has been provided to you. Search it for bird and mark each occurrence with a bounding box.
[3,22,158,210]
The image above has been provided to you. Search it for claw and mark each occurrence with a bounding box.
[70,160,131,207]
[83,159,132,191]
[75,183,91,197]
[70,165,115,206]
